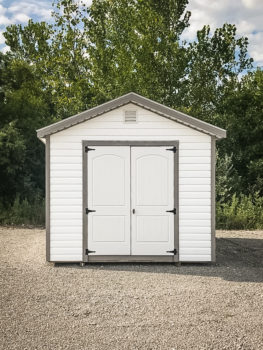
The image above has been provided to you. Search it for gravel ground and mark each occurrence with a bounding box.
[0,227,263,350]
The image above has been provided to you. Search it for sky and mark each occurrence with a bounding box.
[0,0,262,67]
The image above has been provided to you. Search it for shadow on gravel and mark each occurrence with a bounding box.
[56,237,263,283]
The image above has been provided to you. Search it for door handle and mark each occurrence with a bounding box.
[132,209,135,214]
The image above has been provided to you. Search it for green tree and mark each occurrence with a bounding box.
[0,53,53,204]
[4,0,252,117]
[221,69,263,195]
[1,0,260,227]
[86,0,191,106]
[184,24,252,123]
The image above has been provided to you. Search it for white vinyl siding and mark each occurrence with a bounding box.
[49,103,212,262]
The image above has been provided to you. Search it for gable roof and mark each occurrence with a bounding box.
[37,92,226,139]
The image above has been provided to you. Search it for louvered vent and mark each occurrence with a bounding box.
[124,110,137,123]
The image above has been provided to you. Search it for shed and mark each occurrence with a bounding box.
[37,92,226,263]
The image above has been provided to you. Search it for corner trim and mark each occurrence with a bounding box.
[211,136,216,262]
[46,135,50,262]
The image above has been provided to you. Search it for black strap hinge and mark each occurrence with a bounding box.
[167,249,177,255]
[85,249,96,255]
[85,146,95,152]
[166,146,177,153]
[166,208,176,214]
[86,208,96,214]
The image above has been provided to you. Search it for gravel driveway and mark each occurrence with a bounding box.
[1,227,263,350]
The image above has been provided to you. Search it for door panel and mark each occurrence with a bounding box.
[87,147,130,255]
[136,215,169,242]
[92,154,126,206]
[136,154,169,206]
[131,147,174,255]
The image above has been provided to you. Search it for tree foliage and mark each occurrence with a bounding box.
[0,53,53,205]
[221,69,263,195]
[0,0,262,227]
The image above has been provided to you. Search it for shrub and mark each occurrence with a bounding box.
[0,195,45,226]
[216,192,263,230]
[1,192,263,230]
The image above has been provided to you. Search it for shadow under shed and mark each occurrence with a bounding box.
[56,236,263,283]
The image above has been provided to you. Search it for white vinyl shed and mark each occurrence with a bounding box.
[37,92,226,264]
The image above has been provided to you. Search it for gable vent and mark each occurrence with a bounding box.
[124,110,137,123]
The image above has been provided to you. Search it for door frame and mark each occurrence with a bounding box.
[82,140,179,263]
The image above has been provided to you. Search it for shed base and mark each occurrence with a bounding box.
[51,259,214,265]
[86,255,177,263]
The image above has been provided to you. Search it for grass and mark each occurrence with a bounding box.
[0,196,45,226]
[217,193,263,230]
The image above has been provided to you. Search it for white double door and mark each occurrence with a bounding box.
[87,146,174,255]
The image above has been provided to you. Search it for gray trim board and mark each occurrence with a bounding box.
[87,256,175,263]
[52,261,82,264]
[82,140,179,263]
[45,135,50,262]
[174,144,179,263]
[82,141,88,262]
[83,141,179,147]
[50,260,212,264]
[37,92,226,139]
[211,137,216,262]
